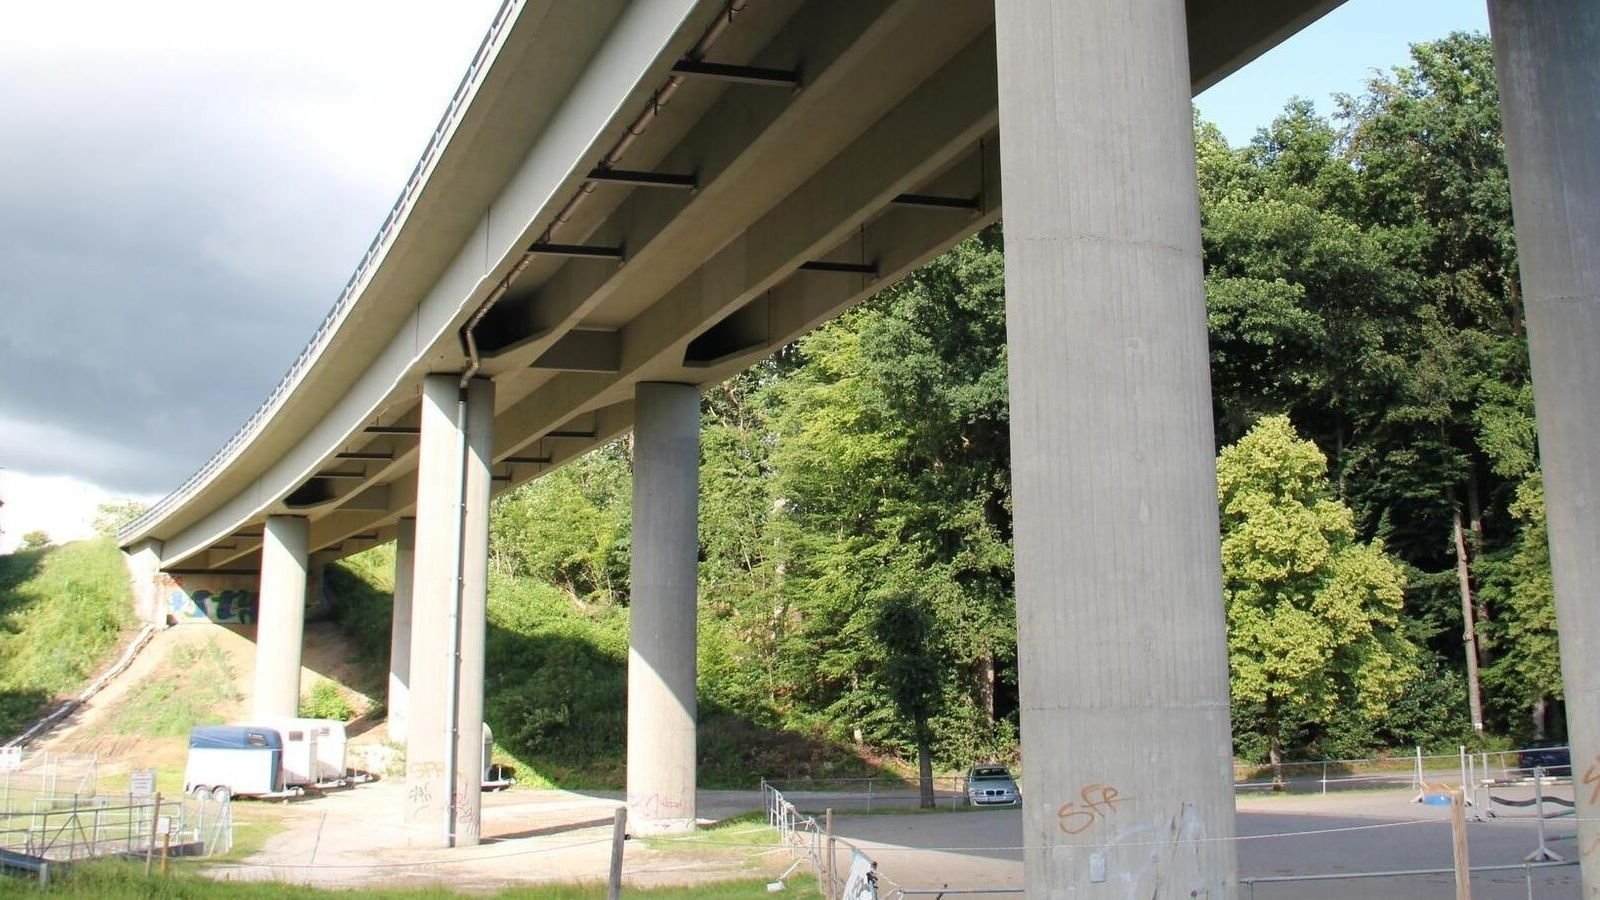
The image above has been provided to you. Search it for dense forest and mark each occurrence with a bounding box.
[479,33,1556,774]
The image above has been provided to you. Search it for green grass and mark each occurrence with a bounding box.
[641,811,779,851]
[0,539,137,739]
[320,549,886,791]
[112,639,240,738]
[1,860,814,898]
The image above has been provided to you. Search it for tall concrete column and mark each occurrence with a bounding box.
[996,0,1237,895]
[627,382,699,833]
[404,376,493,847]
[1488,1,1600,893]
[253,515,309,719]
[388,517,417,743]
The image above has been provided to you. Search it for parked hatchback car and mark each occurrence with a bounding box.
[1517,740,1572,776]
[965,763,1021,807]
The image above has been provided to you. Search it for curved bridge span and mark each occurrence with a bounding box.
[115,0,1600,895]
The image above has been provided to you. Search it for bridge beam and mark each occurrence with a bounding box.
[1488,0,1600,894]
[626,382,700,833]
[997,0,1236,895]
[253,515,309,719]
[405,376,493,847]
[388,517,416,743]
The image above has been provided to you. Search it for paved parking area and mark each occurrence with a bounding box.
[211,781,1582,897]
[823,786,1580,898]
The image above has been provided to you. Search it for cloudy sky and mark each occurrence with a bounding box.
[0,0,1488,550]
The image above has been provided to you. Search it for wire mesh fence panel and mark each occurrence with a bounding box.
[1,789,230,863]
[1240,860,1579,899]
[761,777,973,812]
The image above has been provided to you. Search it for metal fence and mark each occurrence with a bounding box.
[762,780,825,870]
[0,751,232,882]
[761,777,972,813]
[1,752,97,804]
[1233,744,1573,797]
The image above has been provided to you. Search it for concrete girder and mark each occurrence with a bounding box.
[476,0,993,367]
[126,0,713,568]
[492,27,1000,460]
[132,0,1371,576]
[530,330,622,373]
[1186,0,1349,93]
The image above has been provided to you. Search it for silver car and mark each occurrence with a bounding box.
[965,763,1021,807]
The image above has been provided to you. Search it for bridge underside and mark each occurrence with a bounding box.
[118,0,1600,894]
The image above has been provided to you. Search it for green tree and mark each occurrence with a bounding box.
[1481,475,1561,738]
[489,444,632,607]
[875,593,944,808]
[92,500,149,537]
[1219,416,1419,782]
[19,531,51,551]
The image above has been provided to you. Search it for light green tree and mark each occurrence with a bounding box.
[1219,416,1419,784]
[19,530,51,551]
[92,500,148,537]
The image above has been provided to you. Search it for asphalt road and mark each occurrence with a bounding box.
[823,786,1580,899]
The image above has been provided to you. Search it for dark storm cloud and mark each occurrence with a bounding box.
[0,3,501,496]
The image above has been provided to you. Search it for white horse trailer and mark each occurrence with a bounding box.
[234,717,355,788]
[183,725,302,801]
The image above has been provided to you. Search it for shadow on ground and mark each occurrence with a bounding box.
[318,561,890,791]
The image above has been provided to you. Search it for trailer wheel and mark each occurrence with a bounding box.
[190,785,209,800]
[210,785,231,802]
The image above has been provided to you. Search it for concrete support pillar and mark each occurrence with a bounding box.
[388,517,416,743]
[253,515,309,719]
[404,375,493,847]
[1488,2,1600,894]
[124,539,165,626]
[626,382,699,833]
[995,0,1237,895]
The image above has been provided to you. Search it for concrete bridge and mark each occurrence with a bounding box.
[118,0,1599,894]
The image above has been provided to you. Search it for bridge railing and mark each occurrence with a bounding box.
[119,0,523,545]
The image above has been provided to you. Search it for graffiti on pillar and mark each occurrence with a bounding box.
[1057,783,1133,835]
[406,761,445,822]
[1583,754,1600,806]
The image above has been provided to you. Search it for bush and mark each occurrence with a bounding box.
[300,679,355,721]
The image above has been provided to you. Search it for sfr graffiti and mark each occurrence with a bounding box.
[1058,783,1132,835]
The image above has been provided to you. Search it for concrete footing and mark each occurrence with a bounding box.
[1488,1,1600,895]
[995,0,1238,894]
[626,382,700,834]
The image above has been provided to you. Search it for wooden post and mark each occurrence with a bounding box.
[161,830,171,875]
[1451,789,1472,900]
[823,808,835,900]
[606,805,627,900]
[144,793,163,877]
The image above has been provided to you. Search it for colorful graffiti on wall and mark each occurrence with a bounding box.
[168,585,259,624]
[158,570,331,625]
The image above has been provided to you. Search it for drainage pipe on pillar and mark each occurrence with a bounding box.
[443,385,470,848]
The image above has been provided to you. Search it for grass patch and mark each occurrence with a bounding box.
[320,552,887,791]
[642,811,779,852]
[12,860,814,898]
[300,680,355,721]
[112,639,241,738]
[0,539,136,738]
